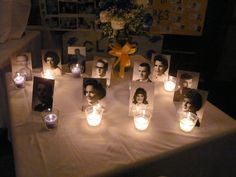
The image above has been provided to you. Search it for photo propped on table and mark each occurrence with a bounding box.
[32,76,55,112]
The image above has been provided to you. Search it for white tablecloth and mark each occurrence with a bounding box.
[6,69,236,177]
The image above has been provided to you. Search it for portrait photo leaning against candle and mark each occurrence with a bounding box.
[135,62,152,82]
[82,78,107,111]
[181,88,203,126]
[43,50,62,76]
[152,54,169,82]
[32,77,55,112]
[15,54,32,81]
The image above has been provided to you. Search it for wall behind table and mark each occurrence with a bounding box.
[62,31,163,63]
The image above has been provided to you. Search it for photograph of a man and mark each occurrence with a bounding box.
[173,70,200,102]
[95,59,108,78]
[133,62,152,82]
[11,53,32,81]
[32,77,55,112]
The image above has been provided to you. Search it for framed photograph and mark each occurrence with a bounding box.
[177,87,208,126]
[129,81,155,116]
[91,56,113,86]
[42,49,62,77]
[11,53,33,81]
[151,53,171,82]
[173,70,200,102]
[32,76,55,112]
[67,46,86,73]
[132,60,152,82]
[82,78,107,111]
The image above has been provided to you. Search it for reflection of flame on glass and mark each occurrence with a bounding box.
[43,69,54,79]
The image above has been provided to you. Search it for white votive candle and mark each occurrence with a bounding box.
[13,72,25,88]
[71,64,81,77]
[43,69,54,79]
[164,76,176,92]
[180,112,198,132]
[87,113,102,126]
[44,113,58,129]
[134,116,149,131]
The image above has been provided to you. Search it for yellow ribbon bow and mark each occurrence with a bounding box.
[108,42,137,78]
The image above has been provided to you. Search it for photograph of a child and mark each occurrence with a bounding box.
[129,82,154,116]
[42,49,62,77]
[173,70,200,102]
[92,57,113,86]
[68,46,86,73]
[11,53,32,81]
[152,54,171,82]
[178,87,208,125]
[132,61,152,82]
[82,78,107,111]
[32,76,55,112]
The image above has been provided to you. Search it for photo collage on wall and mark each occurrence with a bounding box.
[40,0,97,30]
[151,0,208,36]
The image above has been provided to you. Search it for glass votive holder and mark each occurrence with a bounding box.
[85,104,104,127]
[133,108,152,131]
[42,69,55,79]
[70,63,81,77]
[179,112,198,132]
[41,108,59,130]
[13,72,25,88]
[164,76,176,92]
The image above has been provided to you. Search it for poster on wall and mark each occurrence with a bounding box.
[151,0,208,36]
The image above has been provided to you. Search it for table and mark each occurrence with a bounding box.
[6,69,236,177]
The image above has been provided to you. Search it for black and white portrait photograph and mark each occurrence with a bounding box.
[132,61,152,82]
[152,54,171,82]
[82,78,107,111]
[11,53,32,81]
[173,70,200,102]
[178,87,208,125]
[68,46,86,73]
[129,81,154,116]
[32,76,55,112]
[42,49,62,77]
[92,57,113,86]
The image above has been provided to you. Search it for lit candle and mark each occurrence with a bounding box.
[71,64,81,77]
[85,104,103,127]
[134,115,149,131]
[180,112,198,132]
[164,76,176,92]
[43,69,54,79]
[13,72,25,88]
[44,113,58,129]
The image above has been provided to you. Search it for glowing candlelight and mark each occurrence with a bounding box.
[44,113,58,129]
[70,63,81,77]
[180,112,198,132]
[85,104,103,127]
[13,72,25,88]
[133,108,152,131]
[164,76,176,92]
[43,69,54,79]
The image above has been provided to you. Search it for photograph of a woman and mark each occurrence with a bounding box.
[82,78,107,110]
[42,50,62,76]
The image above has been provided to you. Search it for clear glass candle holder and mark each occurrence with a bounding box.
[164,76,176,92]
[13,72,25,88]
[85,104,104,127]
[70,63,81,77]
[41,108,59,130]
[133,108,152,131]
[179,112,198,132]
